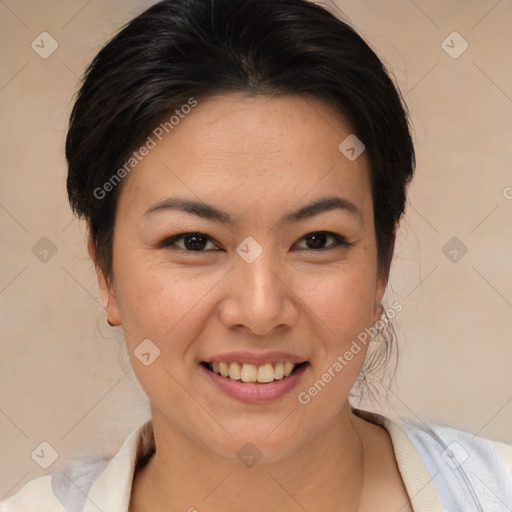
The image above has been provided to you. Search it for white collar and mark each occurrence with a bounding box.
[81,410,445,512]
[352,408,445,511]
[82,418,148,512]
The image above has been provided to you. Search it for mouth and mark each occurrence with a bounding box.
[199,351,310,402]
[201,361,309,384]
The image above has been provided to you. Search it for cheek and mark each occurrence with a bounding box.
[113,264,226,408]
[294,257,377,395]
[298,259,377,336]
[114,254,227,351]
[293,265,376,414]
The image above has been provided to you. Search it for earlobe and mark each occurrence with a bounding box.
[88,230,122,327]
[96,266,122,327]
[372,301,383,326]
[373,232,396,324]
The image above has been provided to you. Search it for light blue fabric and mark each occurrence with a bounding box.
[401,421,512,511]
[51,458,108,512]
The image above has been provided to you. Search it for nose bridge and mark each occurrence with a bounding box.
[220,238,298,334]
[238,242,283,310]
[245,251,281,303]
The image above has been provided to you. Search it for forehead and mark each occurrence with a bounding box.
[116,93,372,222]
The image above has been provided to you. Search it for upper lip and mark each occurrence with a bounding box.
[202,351,308,366]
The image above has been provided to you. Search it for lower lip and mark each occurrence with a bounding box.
[200,363,308,403]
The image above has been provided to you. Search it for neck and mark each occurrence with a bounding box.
[134,402,365,512]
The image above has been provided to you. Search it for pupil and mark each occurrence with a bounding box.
[185,234,206,251]
[306,232,326,249]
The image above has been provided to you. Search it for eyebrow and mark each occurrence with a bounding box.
[144,195,361,224]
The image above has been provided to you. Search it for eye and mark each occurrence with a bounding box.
[295,231,352,251]
[160,232,221,252]
[159,231,352,253]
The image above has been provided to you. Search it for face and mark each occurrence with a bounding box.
[96,93,389,461]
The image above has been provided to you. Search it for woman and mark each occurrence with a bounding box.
[2,0,511,510]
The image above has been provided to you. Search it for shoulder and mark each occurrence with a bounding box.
[355,408,512,511]
[402,418,512,473]
[0,458,108,512]
[486,438,512,472]
[402,421,512,502]
[1,420,151,512]
[0,475,59,512]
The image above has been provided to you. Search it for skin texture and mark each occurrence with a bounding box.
[92,93,411,511]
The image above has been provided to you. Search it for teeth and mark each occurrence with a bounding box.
[257,363,274,383]
[241,363,257,382]
[284,362,294,377]
[208,361,302,383]
[228,362,241,380]
[219,362,229,377]
[274,362,284,380]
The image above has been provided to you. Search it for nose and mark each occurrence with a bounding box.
[218,251,300,336]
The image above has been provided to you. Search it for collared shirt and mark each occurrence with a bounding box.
[2,408,512,511]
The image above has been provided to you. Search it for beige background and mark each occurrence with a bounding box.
[1,0,511,500]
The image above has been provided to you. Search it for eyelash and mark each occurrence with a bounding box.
[159,231,353,253]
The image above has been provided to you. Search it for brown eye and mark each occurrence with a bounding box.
[297,232,352,251]
[160,232,220,252]
[160,231,352,253]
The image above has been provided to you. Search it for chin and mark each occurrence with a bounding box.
[196,412,317,465]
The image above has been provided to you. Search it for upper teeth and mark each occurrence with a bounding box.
[210,362,297,382]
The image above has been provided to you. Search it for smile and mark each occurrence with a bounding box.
[200,360,309,403]
[202,361,308,383]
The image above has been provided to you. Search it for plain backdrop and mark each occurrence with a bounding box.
[1,0,511,500]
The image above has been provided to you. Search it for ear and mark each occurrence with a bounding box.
[87,231,122,326]
[372,232,396,325]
